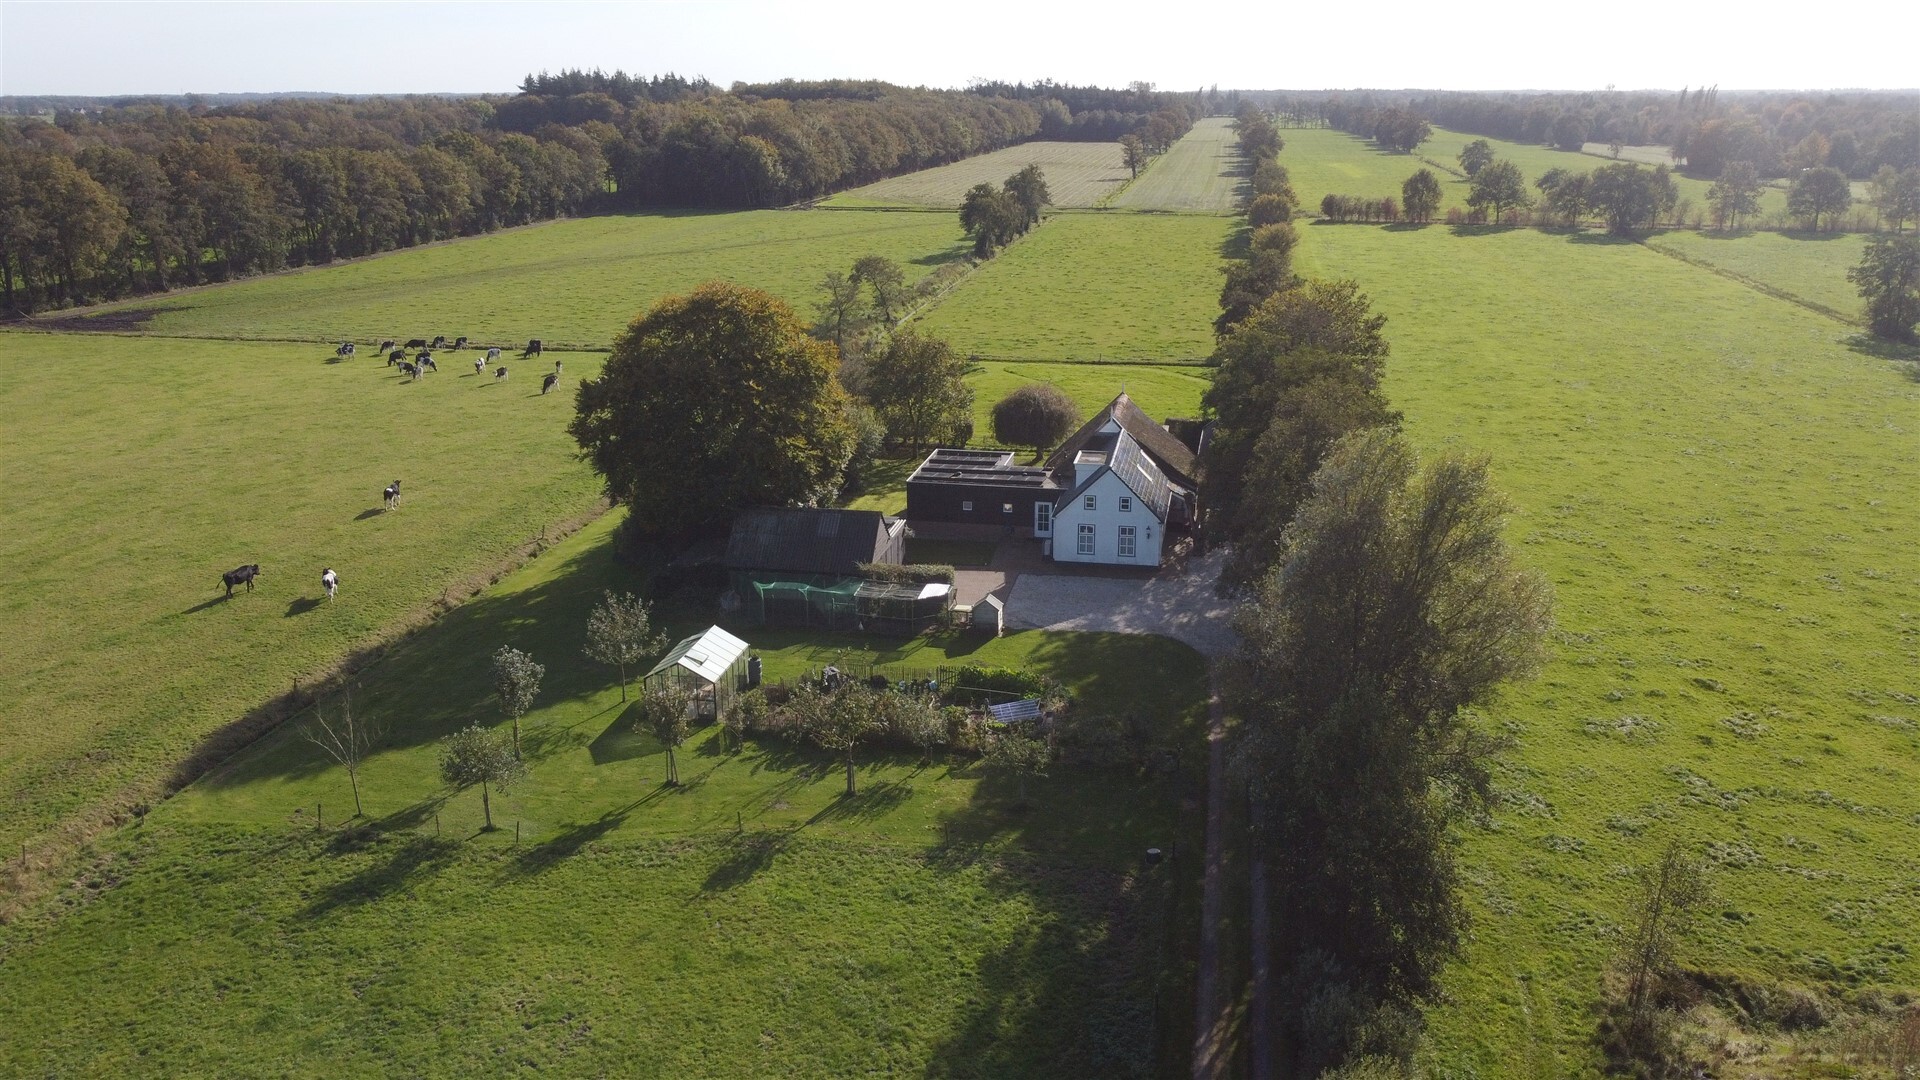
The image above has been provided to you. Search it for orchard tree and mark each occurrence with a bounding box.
[571,282,857,540]
[439,725,526,831]
[991,383,1080,457]
[1401,169,1442,223]
[582,590,666,701]
[636,681,695,785]
[1788,166,1853,231]
[1707,161,1763,229]
[793,683,883,796]
[983,730,1051,803]
[862,328,975,451]
[1466,159,1529,224]
[1457,139,1495,178]
[303,688,381,819]
[1230,429,1552,1073]
[1848,234,1920,343]
[492,646,545,759]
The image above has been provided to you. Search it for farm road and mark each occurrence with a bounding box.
[1003,549,1236,657]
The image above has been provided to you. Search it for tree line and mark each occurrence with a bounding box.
[1202,108,1555,1074]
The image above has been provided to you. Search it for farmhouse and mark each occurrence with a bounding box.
[905,393,1199,567]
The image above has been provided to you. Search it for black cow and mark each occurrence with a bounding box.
[495,366,509,381]
[383,480,402,509]
[388,349,406,364]
[541,372,559,395]
[452,336,468,349]
[404,338,428,349]
[378,339,396,351]
[221,564,261,598]
[522,338,543,357]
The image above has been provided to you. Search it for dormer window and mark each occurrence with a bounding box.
[1119,497,1132,513]
[1084,495,1097,511]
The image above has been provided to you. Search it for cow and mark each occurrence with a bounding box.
[495,366,508,381]
[523,338,543,357]
[378,339,396,352]
[417,352,437,372]
[485,347,502,362]
[404,338,428,349]
[452,336,468,349]
[474,356,487,375]
[220,564,261,598]
[398,361,420,380]
[335,342,355,358]
[541,372,559,395]
[552,358,562,375]
[388,349,406,364]
[383,480,402,509]
[431,335,447,349]
[321,568,339,601]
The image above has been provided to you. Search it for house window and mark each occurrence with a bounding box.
[1084,495,1097,511]
[1003,502,1013,514]
[1077,524,1095,556]
[1118,526,1137,559]
[1035,502,1052,534]
[961,500,973,512]
[1119,496,1132,513]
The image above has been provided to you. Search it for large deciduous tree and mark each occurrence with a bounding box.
[1587,163,1677,235]
[1401,169,1442,224]
[960,182,1023,256]
[1787,166,1853,231]
[571,282,858,540]
[1457,139,1495,178]
[1849,234,1920,343]
[1867,165,1920,232]
[1003,165,1051,229]
[850,254,910,325]
[1230,429,1552,1073]
[1707,161,1763,230]
[1466,159,1529,224]
[990,383,1081,458]
[862,329,975,451]
[1119,134,1150,179]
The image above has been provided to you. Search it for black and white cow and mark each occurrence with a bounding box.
[495,366,509,381]
[335,342,356,358]
[321,568,338,601]
[388,349,406,365]
[417,352,437,372]
[221,564,261,598]
[383,480,402,509]
[431,335,448,349]
[474,355,487,375]
[378,339,396,352]
[452,336,468,349]
[485,347,502,362]
[541,372,559,395]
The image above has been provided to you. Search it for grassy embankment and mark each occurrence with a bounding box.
[1294,222,1919,1075]
[0,508,1210,1077]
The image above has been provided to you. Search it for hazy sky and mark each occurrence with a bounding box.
[2,0,1916,97]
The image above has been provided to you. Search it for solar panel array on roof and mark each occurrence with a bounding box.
[908,448,1060,489]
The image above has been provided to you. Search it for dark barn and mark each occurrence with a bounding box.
[904,449,1062,536]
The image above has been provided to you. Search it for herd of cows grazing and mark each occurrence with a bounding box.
[215,334,563,609]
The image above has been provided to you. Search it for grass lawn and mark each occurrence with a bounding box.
[966,362,1212,451]
[823,142,1130,209]
[904,538,999,567]
[1645,228,1868,323]
[0,331,605,860]
[913,213,1233,361]
[1295,223,1920,1074]
[37,211,972,348]
[0,509,1209,1076]
[1112,117,1246,213]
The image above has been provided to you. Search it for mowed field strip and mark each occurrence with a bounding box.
[0,332,605,856]
[1295,223,1920,1074]
[913,212,1233,361]
[1112,116,1246,212]
[823,141,1130,208]
[42,211,972,348]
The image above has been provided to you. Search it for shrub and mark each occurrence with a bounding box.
[856,562,956,585]
[1249,192,1294,226]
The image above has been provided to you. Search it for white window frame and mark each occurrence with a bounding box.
[1084,494,1097,511]
[1076,524,1095,557]
[1002,502,1014,514]
[1118,525,1137,559]
[1034,502,1052,535]
[961,500,973,512]
[1119,496,1132,513]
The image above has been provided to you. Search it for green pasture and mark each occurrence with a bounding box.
[1296,223,1920,1074]
[1645,228,1869,322]
[913,213,1232,361]
[1112,117,1246,212]
[0,509,1208,1076]
[40,211,971,348]
[0,332,605,858]
[824,142,1130,209]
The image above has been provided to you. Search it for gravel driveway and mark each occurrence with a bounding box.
[1005,549,1239,658]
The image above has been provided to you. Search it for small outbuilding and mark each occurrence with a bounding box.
[642,625,753,722]
[970,593,1005,636]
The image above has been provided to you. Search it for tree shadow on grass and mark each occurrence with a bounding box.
[301,832,460,918]
[1448,223,1527,238]
[1567,231,1639,245]
[805,772,918,826]
[699,829,795,892]
[1846,333,1920,369]
[588,700,651,764]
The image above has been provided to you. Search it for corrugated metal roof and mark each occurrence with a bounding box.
[645,625,750,685]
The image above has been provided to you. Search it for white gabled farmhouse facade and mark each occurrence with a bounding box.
[1043,417,1180,567]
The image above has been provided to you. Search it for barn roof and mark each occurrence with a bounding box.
[645,625,751,685]
[1046,393,1199,490]
[724,508,902,576]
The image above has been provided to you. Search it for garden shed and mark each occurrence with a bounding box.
[642,625,753,722]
